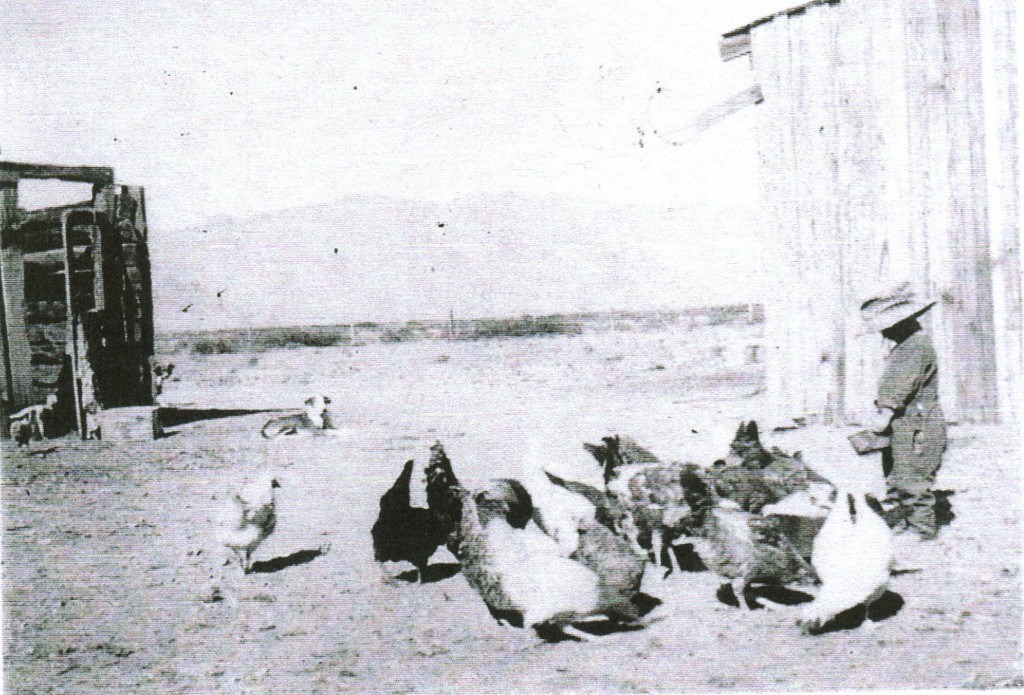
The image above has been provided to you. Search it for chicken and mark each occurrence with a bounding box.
[705,421,833,513]
[570,517,646,607]
[721,420,773,468]
[424,442,534,556]
[457,489,645,641]
[371,459,447,582]
[621,462,712,574]
[425,442,465,554]
[582,435,708,575]
[521,454,645,601]
[541,471,641,554]
[759,485,834,560]
[585,434,661,486]
[798,487,894,634]
[689,504,817,609]
[475,478,533,530]
[673,467,817,609]
[219,474,281,573]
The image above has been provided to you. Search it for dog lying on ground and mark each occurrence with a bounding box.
[9,395,59,447]
[260,395,331,439]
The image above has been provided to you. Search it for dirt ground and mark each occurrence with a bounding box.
[3,325,1022,693]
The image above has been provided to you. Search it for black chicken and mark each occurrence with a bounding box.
[425,442,467,555]
[584,434,661,486]
[372,459,447,582]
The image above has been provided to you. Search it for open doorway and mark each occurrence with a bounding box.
[15,179,94,212]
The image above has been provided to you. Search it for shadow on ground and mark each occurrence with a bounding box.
[395,562,462,584]
[159,407,277,429]
[804,590,905,635]
[716,583,816,609]
[249,547,328,574]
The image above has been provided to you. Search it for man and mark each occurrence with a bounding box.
[856,282,946,539]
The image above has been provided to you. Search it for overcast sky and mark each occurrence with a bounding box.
[1,1,783,225]
[2,0,785,324]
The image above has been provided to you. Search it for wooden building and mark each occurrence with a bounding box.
[1,162,156,437]
[720,0,1019,424]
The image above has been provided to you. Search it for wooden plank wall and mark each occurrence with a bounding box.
[980,0,1022,423]
[834,0,916,423]
[747,0,1000,424]
[903,0,998,421]
[751,9,796,421]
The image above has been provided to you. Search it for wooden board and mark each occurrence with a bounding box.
[0,162,114,186]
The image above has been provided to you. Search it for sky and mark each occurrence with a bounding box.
[2,0,786,326]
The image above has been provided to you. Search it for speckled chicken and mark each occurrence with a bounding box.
[705,421,833,513]
[585,435,661,486]
[678,467,818,608]
[372,459,447,582]
[582,435,707,574]
[525,469,646,603]
[570,517,646,607]
[541,471,641,553]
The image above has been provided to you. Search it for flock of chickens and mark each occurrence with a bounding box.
[369,422,898,641]
[213,420,894,641]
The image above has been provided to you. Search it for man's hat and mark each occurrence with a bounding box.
[859,281,936,335]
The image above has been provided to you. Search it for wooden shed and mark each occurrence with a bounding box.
[1,162,156,437]
[720,0,1020,424]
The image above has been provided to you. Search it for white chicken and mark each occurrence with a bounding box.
[458,491,645,641]
[219,473,281,573]
[798,483,894,634]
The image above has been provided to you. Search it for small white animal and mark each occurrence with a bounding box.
[260,395,331,438]
[798,486,894,634]
[219,474,281,573]
[8,395,58,446]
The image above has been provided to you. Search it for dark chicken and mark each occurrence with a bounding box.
[705,421,832,513]
[371,459,447,582]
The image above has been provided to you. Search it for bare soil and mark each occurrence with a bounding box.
[3,325,1021,693]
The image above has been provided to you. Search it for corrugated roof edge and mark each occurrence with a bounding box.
[722,0,841,38]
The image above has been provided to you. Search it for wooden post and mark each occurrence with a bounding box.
[1,181,35,414]
[750,13,791,422]
[62,211,88,438]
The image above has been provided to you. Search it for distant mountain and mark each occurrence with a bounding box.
[150,193,763,331]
